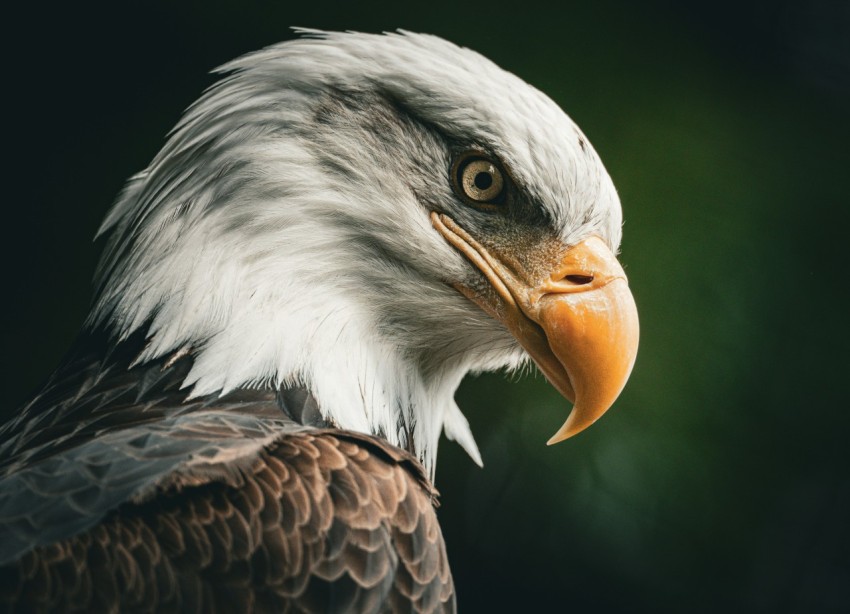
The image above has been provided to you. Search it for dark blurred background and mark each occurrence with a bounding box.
[2,0,848,611]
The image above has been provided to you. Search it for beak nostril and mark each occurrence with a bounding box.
[565,274,594,285]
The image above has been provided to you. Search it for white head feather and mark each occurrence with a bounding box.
[90,30,621,476]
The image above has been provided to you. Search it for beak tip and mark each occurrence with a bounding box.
[546,413,583,445]
[546,430,577,446]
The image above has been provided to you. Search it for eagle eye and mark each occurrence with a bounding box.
[452,153,506,207]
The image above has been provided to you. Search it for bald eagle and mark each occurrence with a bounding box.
[0,30,638,612]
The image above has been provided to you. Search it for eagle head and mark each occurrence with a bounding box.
[90,30,638,475]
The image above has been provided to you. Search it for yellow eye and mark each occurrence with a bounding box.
[452,154,506,206]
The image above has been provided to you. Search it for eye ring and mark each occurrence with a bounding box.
[451,152,507,207]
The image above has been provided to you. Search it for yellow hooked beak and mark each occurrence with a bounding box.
[431,212,639,444]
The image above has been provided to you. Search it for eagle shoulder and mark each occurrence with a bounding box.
[1,430,455,613]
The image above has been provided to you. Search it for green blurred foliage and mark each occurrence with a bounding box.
[2,0,848,611]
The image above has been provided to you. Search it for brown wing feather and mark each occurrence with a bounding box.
[0,431,456,613]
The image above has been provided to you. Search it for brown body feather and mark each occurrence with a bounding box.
[2,432,453,613]
[0,330,456,613]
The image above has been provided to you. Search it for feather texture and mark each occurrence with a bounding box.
[1,433,453,613]
[0,329,454,612]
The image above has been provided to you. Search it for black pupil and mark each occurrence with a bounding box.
[474,171,493,190]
